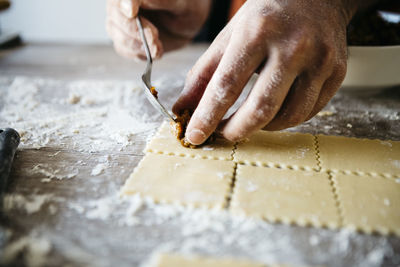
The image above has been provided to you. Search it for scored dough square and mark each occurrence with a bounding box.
[235,130,317,170]
[146,122,235,160]
[230,165,340,228]
[333,173,400,235]
[317,135,400,177]
[149,253,265,267]
[121,153,234,209]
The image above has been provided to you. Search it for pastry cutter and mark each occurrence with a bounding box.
[136,16,176,122]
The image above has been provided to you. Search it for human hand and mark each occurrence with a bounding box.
[173,0,356,145]
[106,0,212,60]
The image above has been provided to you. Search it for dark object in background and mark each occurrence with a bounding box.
[194,0,231,42]
[347,0,400,46]
[348,12,400,46]
[0,0,10,11]
[0,0,22,48]
[0,128,20,209]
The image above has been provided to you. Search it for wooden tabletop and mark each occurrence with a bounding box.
[0,43,399,267]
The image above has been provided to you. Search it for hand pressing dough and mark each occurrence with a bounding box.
[235,131,318,171]
[317,135,400,178]
[148,253,266,267]
[121,153,234,209]
[333,173,400,235]
[146,122,235,160]
[230,165,340,228]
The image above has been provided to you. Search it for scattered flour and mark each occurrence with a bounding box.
[86,196,118,220]
[391,160,400,169]
[91,163,107,176]
[246,181,258,192]
[67,93,81,104]
[67,202,85,214]
[317,110,335,117]
[0,77,163,152]
[30,164,78,182]
[380,141,392,148]
[3,194,54,214]
[1,234,52,267]
[202,146,214,151]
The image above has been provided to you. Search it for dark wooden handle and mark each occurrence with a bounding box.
[0,0,10,11]
[0,128,20,206]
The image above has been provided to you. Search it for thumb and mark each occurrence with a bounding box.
[119,0,140,18]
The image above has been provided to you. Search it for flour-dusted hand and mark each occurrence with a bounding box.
[173,0,360,145]
[106,0,212,60]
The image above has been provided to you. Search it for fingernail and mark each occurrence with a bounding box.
[120,0,133,18]
[186,128,207,145]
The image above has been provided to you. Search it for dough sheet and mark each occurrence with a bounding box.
[230,165,339,229]
[332,173,400,236]
[121,153,234,209]
[234,131,318,171]
[122,123,400,235]
[147,253,269,267]
[317,135,400,178]
[146,122,235,160]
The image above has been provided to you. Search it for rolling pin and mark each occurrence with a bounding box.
[0,128,20,208]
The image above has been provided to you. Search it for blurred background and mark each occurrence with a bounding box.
[1,0,108,43]
[0,0,231,45]
[1,0,398,46]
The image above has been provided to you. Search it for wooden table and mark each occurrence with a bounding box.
[0,43,399,267]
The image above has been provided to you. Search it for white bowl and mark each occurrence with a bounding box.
[342,45,400,90]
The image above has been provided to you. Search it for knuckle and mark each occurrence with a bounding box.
[186,68,209,91]
[334,61,347,80]
[321,43,335,62]
[320,44,335,66]
[247,98,277,122]
[323,61,347,94]
[293,36,313,54]
[296,36,314,52]
[215,72,237,90]
[312,42,336,72]
[249,107,268,122]
[281,36,314,66]
[213,87,235,104]
[211,72,241,104]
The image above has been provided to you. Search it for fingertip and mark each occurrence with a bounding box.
[119,0,139,18]
[221,128,246,143]
[218,120,244,143]
[185,128,207,145]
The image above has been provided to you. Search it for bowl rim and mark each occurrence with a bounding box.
[348,45,400,50]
